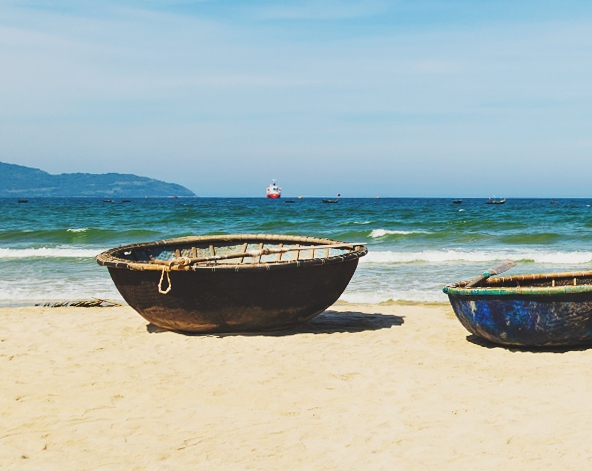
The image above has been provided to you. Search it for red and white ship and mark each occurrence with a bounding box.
[265,180,282,199]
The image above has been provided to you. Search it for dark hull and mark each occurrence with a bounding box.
[448,293,592,346]
[109,259,359,333]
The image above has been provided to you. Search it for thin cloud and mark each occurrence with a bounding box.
[256,0,388,20]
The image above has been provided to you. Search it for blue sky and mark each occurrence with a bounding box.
[1,0,592,196]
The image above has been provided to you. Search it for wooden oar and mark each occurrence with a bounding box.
[152,242,366,267]
[465,260,516,288]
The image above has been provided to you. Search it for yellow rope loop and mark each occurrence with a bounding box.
[158,267,172,294]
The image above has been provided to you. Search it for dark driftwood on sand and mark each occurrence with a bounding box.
[36,298,122,308]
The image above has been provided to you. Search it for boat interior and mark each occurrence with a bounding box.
[117,240,357,266]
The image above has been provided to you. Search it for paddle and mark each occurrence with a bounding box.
[152,242,367,267]
[464,260,516,288]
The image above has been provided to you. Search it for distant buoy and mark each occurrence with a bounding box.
[376,196,380,199]
[298,196,303,199]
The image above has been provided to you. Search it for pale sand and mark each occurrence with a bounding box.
[2,303,592,470]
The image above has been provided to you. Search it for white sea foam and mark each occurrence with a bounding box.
[369,229,428,238]
[0,261,121,302]
[340,289,445,304]
[0,247,103,259]
[67,228,89,233]
[0,278,123,302]
[361,249,592,265]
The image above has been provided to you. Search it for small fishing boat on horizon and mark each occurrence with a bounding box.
[323,193,340,204]
[444,263,592,346]
[96,234,367,333]
[485,197,506,205]
[452,199,462,204]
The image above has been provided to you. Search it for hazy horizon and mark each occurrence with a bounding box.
[2,1,592,197]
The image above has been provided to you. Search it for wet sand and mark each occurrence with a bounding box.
[2,303,592,470]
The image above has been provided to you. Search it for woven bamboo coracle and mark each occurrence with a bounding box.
[444,269,592,346]
[96,234,367,333]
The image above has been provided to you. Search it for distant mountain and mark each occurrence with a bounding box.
[0,162,195,197]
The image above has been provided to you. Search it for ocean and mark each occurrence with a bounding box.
[2,197,592,306]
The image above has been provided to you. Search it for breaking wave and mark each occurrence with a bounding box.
[361,249,592,265]
[369,229,429,238]
[0,247,103,259]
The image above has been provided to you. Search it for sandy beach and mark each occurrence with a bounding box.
[2,302,592,470]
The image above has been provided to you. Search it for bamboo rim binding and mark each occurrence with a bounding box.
[96,237,367,273]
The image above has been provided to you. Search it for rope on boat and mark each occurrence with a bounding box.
[177,256,192,267]
[158,267,172,294]
[158,256,194,293]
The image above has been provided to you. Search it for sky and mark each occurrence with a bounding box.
[1,0,591,197]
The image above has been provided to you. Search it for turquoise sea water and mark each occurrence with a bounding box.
[2,197,592,305]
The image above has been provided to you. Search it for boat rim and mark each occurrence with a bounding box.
[96,234,368,272]
[444,269,592,296]
[444,285,592,296]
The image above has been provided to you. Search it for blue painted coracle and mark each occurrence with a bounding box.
[444,270,592,346]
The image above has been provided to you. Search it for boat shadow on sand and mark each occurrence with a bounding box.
[146,310,404,337]
[466,334,592,353]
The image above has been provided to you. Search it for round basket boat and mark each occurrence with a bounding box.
[444,270,592,346]
[96,234,367,333]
